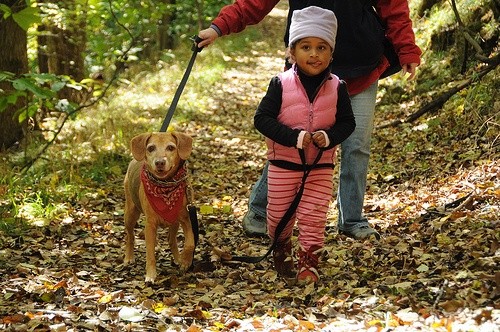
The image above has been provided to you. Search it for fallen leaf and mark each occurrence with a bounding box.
[118,306,144,322]
[439,300,464,312]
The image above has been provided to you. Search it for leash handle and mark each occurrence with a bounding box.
[159,35,203,132]
[191,35,204,53]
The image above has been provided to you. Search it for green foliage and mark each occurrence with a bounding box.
[0,0,234,151]
[0,137,129,231]
[0,4,41,31]
[84,0,232,71]
[0,217,30,238]
[0,72,87,122]
[0,173,28,237]
[15,190,68,227]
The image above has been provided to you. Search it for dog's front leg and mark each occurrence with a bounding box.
[168,223,179,264]
[144,218,159,283]
[168,222,181,266]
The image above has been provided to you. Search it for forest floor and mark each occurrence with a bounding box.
[1,3,499,332]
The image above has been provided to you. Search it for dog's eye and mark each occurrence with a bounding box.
[147,145,156,153]
[166,145,176,152]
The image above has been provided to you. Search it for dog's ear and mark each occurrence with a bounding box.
[130,133,151,161]
[172,132,193,160]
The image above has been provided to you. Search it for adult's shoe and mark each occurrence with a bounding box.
[339,224,380,240]
[242,209,267,237]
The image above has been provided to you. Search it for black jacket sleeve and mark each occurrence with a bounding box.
[254,76,302,147]
[323,81,355,149]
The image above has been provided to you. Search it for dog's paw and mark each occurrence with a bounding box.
[123,257,135,265]
[175,252,191,270]
[178,258,193,272]
[145,276,155,284]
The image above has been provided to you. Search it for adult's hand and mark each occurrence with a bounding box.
[401,63,418,80]
[197,27,219,48]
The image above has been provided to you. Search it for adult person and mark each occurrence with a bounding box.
[197,0,421,240]
[254,6,355,282]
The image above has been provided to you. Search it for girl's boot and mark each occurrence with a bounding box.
[273,239,296,278]
[297,245,323,283]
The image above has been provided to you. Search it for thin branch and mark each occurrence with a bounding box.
[433,279,449,309]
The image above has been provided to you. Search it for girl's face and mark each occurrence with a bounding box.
[290,37,333,76]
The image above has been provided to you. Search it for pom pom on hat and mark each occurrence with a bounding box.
[289,6,338,50]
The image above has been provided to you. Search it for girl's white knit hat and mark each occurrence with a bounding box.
[288,6,338,50]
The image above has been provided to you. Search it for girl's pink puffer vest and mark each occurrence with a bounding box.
[266,68,340,165]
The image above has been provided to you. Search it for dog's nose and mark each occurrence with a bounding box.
[155,159,166,168]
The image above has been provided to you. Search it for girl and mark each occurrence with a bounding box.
[254,6,355,282]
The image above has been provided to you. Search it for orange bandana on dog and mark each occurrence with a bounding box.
[140,164,188,224]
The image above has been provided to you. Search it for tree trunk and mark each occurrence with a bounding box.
[37,0,87,102]
[195,0,204,31]
[37,24,49,74]
[158,0,176,50]
[0,0,28,151]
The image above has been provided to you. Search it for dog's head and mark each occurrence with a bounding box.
[130,132,193,179]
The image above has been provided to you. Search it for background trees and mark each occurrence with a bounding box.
[0,0,231,151]
[0,0,498,152]
[37,0,87,101]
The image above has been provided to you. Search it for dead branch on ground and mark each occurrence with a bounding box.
[377,55,499,129]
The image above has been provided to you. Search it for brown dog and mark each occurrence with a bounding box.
[123,131,195,283]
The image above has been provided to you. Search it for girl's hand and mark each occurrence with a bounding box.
[302,132,312,149]
[312,132,327,148]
